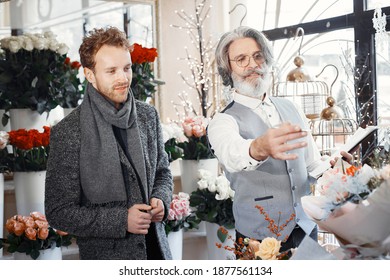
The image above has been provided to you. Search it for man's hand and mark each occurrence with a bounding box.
[150,198,164,222]
[249,122,308,161]
[127,204,152,234]
[330,151,353,167]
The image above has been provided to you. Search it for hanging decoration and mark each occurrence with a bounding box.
[372,7,388,52]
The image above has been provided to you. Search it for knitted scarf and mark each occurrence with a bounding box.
[79,83,146,205]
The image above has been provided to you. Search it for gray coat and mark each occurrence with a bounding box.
[45,101,173,259]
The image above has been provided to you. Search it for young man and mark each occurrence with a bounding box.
[45,27,173,260]
[208,26,351,252]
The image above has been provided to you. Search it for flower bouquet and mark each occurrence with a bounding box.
[130,43,164,102]
[7,126,50,171]
[164,192,200,235]
[0,31,71,119]
[216,206,295,260]
[301,149,390,258]
[0,212,73,260]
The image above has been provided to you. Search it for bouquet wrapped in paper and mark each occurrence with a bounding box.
[302,160,390,258]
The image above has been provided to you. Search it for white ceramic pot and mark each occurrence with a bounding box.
[14,245,62,260]
[205,222,235,260]
[13,171,46,216]
[9,108,49,130]
[167,229,183,260]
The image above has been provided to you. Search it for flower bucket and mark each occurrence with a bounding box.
[167,229,183,260]
[205,222,235,260]
[14,245,62,260]
[14,171,46,216]
[9,109,49,130]
[179,158,219,194]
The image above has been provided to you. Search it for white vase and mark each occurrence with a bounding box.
[0,173,4,257]
[9,108,49,130]
[13,171,46,216]
[205,222,236,260]
[14,246,62,260]
[179,158,219,194]
[167,229,183,260]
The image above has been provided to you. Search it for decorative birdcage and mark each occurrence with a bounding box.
[273,28,331,120]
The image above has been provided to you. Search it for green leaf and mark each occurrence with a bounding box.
[217,227,228,243]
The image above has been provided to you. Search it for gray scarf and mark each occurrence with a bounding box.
[80,83,147,205]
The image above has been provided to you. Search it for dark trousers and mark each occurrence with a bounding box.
[236,226,318,253]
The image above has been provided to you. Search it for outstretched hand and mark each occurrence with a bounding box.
[249,122,308,161]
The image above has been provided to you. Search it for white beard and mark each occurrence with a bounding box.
[232,68,272,98]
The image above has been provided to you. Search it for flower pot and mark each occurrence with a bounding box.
[0,173,4,257]
[14,245,62,260]
[179,158,219,194]
[9,108,49,130]
[205,222,235,260]
[167,229,183,260]
[13,171,46,216]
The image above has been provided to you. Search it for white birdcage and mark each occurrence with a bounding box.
[273,28,331,120]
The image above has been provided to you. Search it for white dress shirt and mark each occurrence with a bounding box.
[208,91,322,173]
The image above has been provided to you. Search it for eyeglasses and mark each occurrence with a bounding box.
[229,51,265,68]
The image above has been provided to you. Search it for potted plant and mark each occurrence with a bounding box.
[189,169,235,259]
[130,43,164,102]
[164,192,199,260]
[5,126,51,215]
[171,116,218,194]
[0,211,73,260]
[0,31,72,128]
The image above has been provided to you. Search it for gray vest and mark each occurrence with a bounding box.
[222,97,315,240]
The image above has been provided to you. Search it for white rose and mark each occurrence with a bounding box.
[33,37,45,50]
[48,40,59,52]
[197,179,209,190]
[0,131,9,149]
[43,31,55,39]
[198,169,213,181]
[22,37,34,51]
[207,183,217,193]
[57,43,69,55]
[256,237,281,260]
[9,40,21,53]
[0,38,10,49]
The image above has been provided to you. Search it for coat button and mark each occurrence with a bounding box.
[294,202,299,207]
[292,185,296,190]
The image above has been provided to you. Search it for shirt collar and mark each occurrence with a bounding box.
[233,90,273,110]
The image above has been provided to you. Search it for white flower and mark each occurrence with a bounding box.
[57,43,69,55]
[161,122,185,143]
[0,131,9,150]
[197,179,209,190]
[9,40,21,53]
[215,175,231,200]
